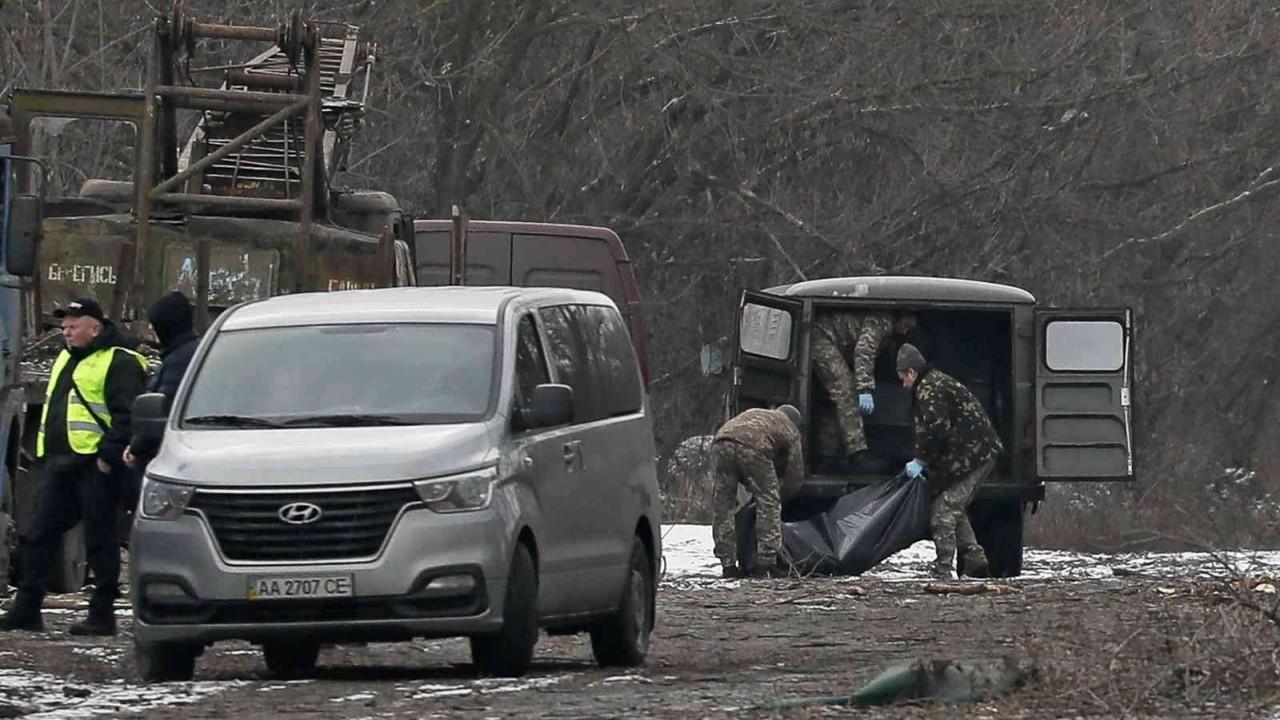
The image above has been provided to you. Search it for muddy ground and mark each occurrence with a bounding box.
[2,538,1279,719]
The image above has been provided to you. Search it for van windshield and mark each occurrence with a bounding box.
[181,323,496,428]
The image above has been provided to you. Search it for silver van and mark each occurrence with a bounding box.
[128,287,661,682]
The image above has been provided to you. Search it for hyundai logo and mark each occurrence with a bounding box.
[278,502,323,525]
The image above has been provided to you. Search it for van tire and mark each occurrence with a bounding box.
[589,539,654,667]
[470,543,538,677]
[135,639,198,682]
[976,501,1024,578]
[262,640,320,678]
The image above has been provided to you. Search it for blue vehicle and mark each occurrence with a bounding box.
[0,109,42,593]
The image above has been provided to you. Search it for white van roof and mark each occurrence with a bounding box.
[220,286,615,330]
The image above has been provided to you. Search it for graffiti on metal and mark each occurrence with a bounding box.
[164,243,278,305]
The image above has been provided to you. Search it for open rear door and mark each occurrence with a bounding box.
[1034,309,1134,481]
[731,289,805,415]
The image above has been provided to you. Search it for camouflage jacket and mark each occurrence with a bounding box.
[714,408,805,499]
[911,367,1003,494]
[812,312,894,390]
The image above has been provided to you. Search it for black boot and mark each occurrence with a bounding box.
[68,599,117,637]
[0,593,45,632]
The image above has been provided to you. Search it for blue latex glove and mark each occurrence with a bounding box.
[905,459,925,479]
[858,393,875,415]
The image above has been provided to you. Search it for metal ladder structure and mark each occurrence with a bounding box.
[177,23,373,202]
[125,5,377,320]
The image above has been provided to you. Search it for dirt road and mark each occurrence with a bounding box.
[2,529,1278,719]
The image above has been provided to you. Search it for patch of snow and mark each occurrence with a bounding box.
[409,685,473,700]
[0,669,243,719]
[70,646,125,664]
[330,691,377,703]
[659,524,1280,583]
[660,524,723,580]
[600,674,653,685]
[406,675,568,700]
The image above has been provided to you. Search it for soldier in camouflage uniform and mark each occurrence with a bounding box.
[711,405,804,579]
[811,311,916,472]
[897,343,1002,581]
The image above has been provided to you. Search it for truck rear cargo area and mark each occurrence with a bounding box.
[794,306,1013,518]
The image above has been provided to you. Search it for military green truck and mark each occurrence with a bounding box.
[731,276,1134,577]
[3,7,412,592]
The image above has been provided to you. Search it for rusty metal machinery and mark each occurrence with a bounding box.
[4,2,389,327]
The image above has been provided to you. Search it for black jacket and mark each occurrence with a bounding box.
[42,322,148,468]
[129,331,199,461]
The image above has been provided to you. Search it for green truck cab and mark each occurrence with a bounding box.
[732,276,1135,577]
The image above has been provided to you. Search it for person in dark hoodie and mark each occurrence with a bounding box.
[0,297,147,635]
[124,291,199,470]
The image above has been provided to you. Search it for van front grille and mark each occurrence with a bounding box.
[189,485,419,562]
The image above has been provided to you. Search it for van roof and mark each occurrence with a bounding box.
[220,286,615,330]
[767,276,1036,304]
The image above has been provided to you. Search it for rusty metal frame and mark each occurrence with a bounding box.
[126,10,326,323]
[5,89,148,321]
[9,6,378,326]
[5,89,146,194]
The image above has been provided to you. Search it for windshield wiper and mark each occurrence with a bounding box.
[184,414,285,429]
[278,413,416,428]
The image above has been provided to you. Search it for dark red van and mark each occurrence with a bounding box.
[412,219,649,382]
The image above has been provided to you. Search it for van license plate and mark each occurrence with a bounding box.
[248,575,354,600]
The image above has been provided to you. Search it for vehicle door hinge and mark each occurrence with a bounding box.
[1120,388,1130,407]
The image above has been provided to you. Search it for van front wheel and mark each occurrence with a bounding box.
[262,640,320,678]
[470,542,538,677]
[135,639,198,682]
[589,539,654,667]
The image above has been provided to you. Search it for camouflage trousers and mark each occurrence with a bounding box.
[711,440,782,569]
[928,459,994,578]
[810,333,868,454]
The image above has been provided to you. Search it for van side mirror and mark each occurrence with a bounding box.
[526,384,574,428]
[132,392,170,446]
[5,194,41,278]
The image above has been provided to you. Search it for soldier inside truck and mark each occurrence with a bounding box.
[793,306,1012,519]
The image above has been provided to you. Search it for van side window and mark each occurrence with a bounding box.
[514,314,550,425]
[583,305,643,416]
[538,304,642,423]
[539,305,603,423]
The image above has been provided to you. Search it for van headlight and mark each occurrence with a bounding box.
[140,477,195,520]
[413,467,497,513]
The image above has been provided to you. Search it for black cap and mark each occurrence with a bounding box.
[52,297,105,322]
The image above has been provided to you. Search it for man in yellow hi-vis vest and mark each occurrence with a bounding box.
[1,297,147,636]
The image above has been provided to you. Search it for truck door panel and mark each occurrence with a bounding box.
[731,289,806,414]
[413,230,511,286]
[511,234,622,301]
[1034,309,1134,481]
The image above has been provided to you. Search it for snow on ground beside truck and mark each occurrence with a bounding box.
[659,523,1280,582]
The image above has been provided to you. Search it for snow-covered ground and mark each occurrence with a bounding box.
[659,523,1280,582]
[4,524,1279,718]
[0,669,245,719]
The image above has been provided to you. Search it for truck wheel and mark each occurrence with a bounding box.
[47,525,87,594]
[470,543,538,677]
[262,640,320,678]
[977,501,1024,578]
[135,639,198,682]
[0,511,13,592]
[589,538,654,667]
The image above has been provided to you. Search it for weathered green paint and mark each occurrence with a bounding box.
[37,212,399,321]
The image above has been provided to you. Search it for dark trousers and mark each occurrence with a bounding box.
[19,456,121,607]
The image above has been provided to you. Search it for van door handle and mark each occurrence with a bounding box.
[562,441,581,470]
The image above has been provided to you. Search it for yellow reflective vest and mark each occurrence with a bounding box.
[37,346,149,457]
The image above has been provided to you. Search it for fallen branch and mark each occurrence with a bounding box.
[923,582,1019,596]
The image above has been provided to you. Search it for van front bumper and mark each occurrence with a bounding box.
[130,505,510,645]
